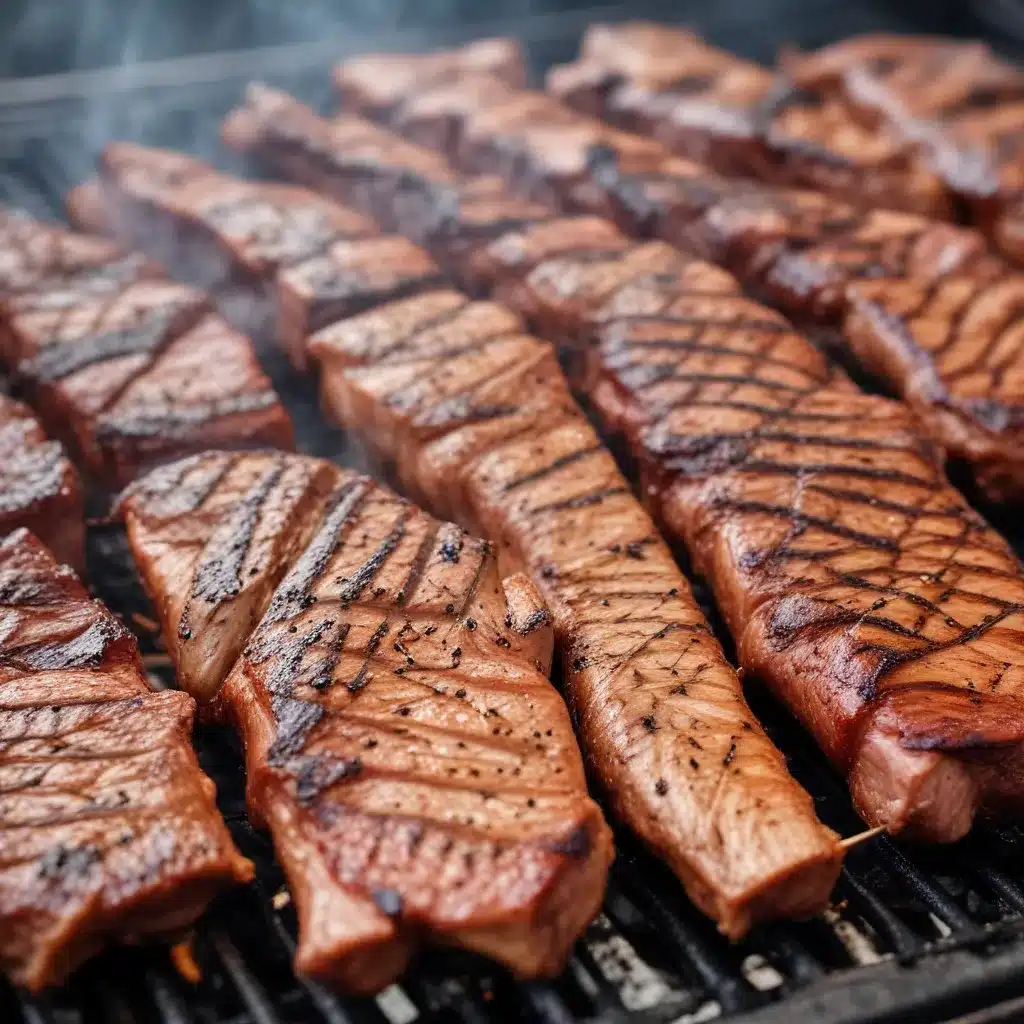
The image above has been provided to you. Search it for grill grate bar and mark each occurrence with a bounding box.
[210,932,283,1024]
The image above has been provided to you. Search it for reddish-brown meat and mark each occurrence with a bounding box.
[320,55,1024,502]
[333,36,526,120]
[784,35,1024,252]
[116,450,612,990]
[0,528,252,990]
[0,209,294,488]
[222,91,847,934]
[73,143,446,369]
[0,396,83,571]
[225,83,1024,842]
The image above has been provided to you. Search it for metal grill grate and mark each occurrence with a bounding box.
[6,11,1024,1022]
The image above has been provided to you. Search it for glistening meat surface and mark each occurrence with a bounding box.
[116,450,612,991]
[219,91,848,937]
[230,81,1024,842]
[0,529,251,990]
[0,209,293,489]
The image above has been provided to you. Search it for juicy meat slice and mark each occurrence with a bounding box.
[307,288,843,937]
[842,268,1024,502]
[116,451,341,704]
[118,451,612,990]
[5,276,293,488]
[546,23,951,218]
[80,140,445,369]
[0,210,294,488]
[333,36,526,119]
[0,528,251,990]
[0,209,154,310]
[0,395,83,571]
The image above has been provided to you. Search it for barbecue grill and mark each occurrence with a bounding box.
[6,3,1024,1022]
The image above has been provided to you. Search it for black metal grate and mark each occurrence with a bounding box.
[7,10,1024,1023]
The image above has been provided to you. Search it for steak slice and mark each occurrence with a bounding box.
[546,23,951,218]
[0,529,251,990]
[75,141,446,369]
[0,396,83,571]
[0,210,294,488]
[117,451,612,991]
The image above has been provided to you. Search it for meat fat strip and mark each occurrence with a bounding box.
[0,528,251,990]
[221,91,845,936]
[116,450,612,990]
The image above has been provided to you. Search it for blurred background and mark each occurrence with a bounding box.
[1,0,1022,80]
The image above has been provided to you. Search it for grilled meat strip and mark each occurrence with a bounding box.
[0,395,83,572]
[0,528,251,990]
[224,90,846,936]
[322,58,1024,504]
[223,85,1024,841]
[0,209,293,489]
[116,450,612,990]
[552,23,949,218]
[72,143,445,370]
[784,35,1024,260]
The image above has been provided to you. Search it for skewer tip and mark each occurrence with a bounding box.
[839,825,887,851]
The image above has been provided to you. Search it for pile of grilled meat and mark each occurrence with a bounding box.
[6,22,1024,999]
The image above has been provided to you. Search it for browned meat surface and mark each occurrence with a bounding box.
[783,35,1024,260]
[223,88,847,936]
[234,83,1024,839]
[2,275,292,489]
[0,396,83,571]
[0,528,251,990]
[412,199,1024,843]
[318,60,1024,502]
[542,23,951,217]
[78,142,446,369]
[0,209,294,488]
[116,450,612,990]
[333,37,526,120]
[0,209,154,308]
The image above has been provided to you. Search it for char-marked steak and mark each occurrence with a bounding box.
[116,450,612,991]
[0,529,251,990]
[0,209,294,488]
[74,142,446,370]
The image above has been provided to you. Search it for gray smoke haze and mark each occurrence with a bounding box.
[1,0,547,182]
